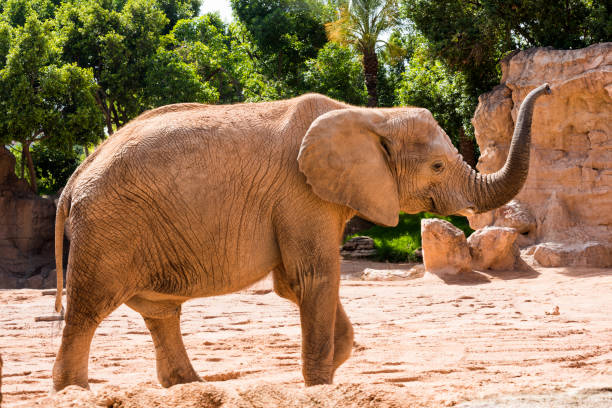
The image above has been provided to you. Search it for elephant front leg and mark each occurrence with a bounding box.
[298,275,339,386]
[332,300,354,374]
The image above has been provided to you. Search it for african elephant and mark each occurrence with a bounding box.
[52,83,550,391]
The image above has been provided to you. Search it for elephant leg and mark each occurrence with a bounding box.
[140,306,200,387]
[332,300,354,375]
[298,273,339,386]
[53,264,128,391]
[274,266,353,375]
[53,319,98,391]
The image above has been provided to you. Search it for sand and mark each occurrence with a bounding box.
[1,260,611,407]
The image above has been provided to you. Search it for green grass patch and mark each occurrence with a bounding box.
[346,213,474,262]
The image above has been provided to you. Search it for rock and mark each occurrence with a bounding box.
[361,264,425,281]
[468,227,520,271]
[545,305,560,316]
[469,200,536,247]
[533,242,612,268]
[467,43,612,267]
[341,236,377,258]
[0,147,58,289]
[421,219,471,276]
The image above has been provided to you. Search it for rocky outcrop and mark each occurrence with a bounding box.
[0,147,57,288]
[468,43,612,267]
[468,227,519,271]
[421,219,471,276]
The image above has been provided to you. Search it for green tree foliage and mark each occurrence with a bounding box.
[0,15,103,192]
[169,14,284,102]
[145,47,219,107]
[231,0,328,93]
[31,143,81,194]
[303,42,367,105]
[395,38,474,146]
[0,20,11,68]
[403,0,612,96]
[56,0,215,132]
[0,0,59,26]
[156,0,201,33]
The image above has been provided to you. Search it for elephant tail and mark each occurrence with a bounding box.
[54,189,71,314]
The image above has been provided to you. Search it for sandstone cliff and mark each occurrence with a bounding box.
[0,147,58,288]
[468,43,612,267]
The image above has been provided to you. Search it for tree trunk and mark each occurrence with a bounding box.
[23,141,37,193]
[458,127,477,168]
[362,49,379,107]
[20,146,25,178]
[95,90,114,136]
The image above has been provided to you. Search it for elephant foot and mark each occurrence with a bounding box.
[143,312,201,388]
[158,366,202,388]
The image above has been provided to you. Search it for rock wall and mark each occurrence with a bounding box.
[468,43,612,267]
[0,147,58,288]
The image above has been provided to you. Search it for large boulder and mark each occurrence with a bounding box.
[533,242,612,268]
[468,43,612,267]
[421,219,471,276]
[468,227,519,271]
[0,147,57,289]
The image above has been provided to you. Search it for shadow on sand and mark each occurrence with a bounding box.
[430,258,541,285]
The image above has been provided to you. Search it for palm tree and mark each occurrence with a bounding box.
[326,0,398,107]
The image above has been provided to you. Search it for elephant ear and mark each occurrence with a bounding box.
[297,108,400,227]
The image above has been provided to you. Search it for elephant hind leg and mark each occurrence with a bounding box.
[53,268,129,391]
[132,299,200,388]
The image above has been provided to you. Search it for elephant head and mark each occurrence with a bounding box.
[298,83,550,226]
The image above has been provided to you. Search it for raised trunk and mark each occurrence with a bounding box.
[362,49,378,107]
[466,83,550,213]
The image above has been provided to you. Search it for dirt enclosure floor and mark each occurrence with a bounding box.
[1,260,611,407]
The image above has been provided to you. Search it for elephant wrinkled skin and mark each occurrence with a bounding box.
[52,85,550,391]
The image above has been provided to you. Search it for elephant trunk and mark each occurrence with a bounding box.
[464,83,550,214]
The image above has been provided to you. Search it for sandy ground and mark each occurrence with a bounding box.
[1,260,611,407]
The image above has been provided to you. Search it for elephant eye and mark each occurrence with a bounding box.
[431,161,444,173]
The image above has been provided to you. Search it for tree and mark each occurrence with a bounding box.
[57,0,222,133]
[326,0,399,106]
[145,47,218,107]
[156,0,201,33]
[0,15,103,192]
[31,143,81,194]
[170,14,283,103]
[0,0,58,26]
[231,0,328,94]
[395,37,476,164]
[402,0,612,97]
[303,42,367,105]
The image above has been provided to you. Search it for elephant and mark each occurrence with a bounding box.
[52,83,550,391]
